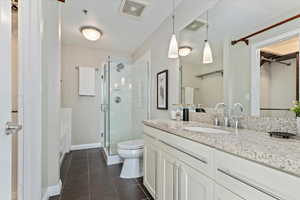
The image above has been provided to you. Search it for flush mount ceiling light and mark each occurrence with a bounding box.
[80,26,103,41]
[179,46,192,57]
[203,11,213,64]
[168,0,178,59]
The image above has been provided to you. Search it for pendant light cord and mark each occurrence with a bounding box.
[206,11,209,41]
[172,0,175,34]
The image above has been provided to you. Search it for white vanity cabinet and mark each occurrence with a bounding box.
[158,150,178,200]
[144,135,159,198]
[143,125,300,200]
[178,160,214,200]
[214,184,244,200]
[158,148,214,200]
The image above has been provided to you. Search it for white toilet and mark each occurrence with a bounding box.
[117,139,144,179]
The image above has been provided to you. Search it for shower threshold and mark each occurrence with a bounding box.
[102,147,123,166]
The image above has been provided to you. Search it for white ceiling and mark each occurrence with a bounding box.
[179,0,300,66]
[61,0,182,54]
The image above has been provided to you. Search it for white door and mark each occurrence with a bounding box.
[179,161,214,200]
[0,0,13,199]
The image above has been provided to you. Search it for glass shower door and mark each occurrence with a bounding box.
[101,63,110,151]
[102,58,149,156]
[109,61,133,155]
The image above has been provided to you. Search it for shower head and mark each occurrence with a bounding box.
[116,63,125,72]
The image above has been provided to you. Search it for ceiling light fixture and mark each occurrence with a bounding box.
[80,26,103,41]
[168,0,178,59]
[203,11,213,64]
[179,46,192,57]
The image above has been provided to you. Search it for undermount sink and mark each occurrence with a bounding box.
[184,127,230,134]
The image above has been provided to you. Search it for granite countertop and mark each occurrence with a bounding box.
[143,119,300,177]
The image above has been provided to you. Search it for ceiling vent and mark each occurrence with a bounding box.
[185,19,206,31]
[120,0,148,18]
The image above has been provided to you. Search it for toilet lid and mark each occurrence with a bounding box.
[118,139,144,150]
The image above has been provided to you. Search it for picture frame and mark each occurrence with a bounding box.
[157,70,168,110]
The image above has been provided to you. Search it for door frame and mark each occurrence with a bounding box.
[250,29,300,116]
[18,0,43,200]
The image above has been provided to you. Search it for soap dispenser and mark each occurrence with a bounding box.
[183,104,189,121]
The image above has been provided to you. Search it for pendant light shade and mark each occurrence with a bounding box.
[168,33,179,58]
[168,0,178,59]
[203,11,213,64]
[203,40,213,64]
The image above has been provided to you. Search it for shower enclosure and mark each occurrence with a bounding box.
[100,57,150,156]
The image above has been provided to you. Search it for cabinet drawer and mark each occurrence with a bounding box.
[144,125,214,178]
[215,150,300,200]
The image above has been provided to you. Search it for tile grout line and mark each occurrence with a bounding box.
[87,151,92,200]
[58,153,73,200]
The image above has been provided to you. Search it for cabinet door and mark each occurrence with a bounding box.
[144,139,158,198]
[179,161,214,200]
[214,184,244,200]
[158,151,178,200]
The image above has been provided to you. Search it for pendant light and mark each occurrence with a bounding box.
[168,0,179,59]
[203,11,213,64]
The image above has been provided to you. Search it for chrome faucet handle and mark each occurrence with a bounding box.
[234,119,239,129]
[224,116,229,127]
[214,117,219,126]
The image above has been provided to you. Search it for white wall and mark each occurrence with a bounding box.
[133,0,219,119]
[61,44,130,146]
[41,0,61,195]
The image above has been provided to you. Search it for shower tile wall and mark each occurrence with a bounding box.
[110,62,133,153]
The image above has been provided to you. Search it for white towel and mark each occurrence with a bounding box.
[79,67,96,96]
[185,87,194,105]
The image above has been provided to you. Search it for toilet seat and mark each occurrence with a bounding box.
[118,139,144,150]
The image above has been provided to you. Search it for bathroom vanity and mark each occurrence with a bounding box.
[143,120,300,200]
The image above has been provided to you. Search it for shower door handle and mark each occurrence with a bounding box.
[101,104,108,112]
[5,122,22,136]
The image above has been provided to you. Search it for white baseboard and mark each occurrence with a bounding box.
[102,148,123,166]
[71,143,102,151]
[41,179,62,200]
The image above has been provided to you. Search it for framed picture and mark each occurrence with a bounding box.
[157,70,168,110]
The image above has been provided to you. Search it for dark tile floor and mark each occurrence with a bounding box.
[50,148,153,200]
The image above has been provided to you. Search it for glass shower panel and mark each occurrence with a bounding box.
[109,61,133,155]
[100,63,110,150]
[103,59,149,156]
[130,61,149,139]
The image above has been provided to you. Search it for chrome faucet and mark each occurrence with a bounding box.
[232,103,245,129]
[214,103,229,126]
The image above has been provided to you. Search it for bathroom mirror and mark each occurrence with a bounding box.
[179,0,300,118]
[258,37,299,117]
[179,10,224,111]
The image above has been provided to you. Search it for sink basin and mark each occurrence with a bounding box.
[184,127,230,134]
